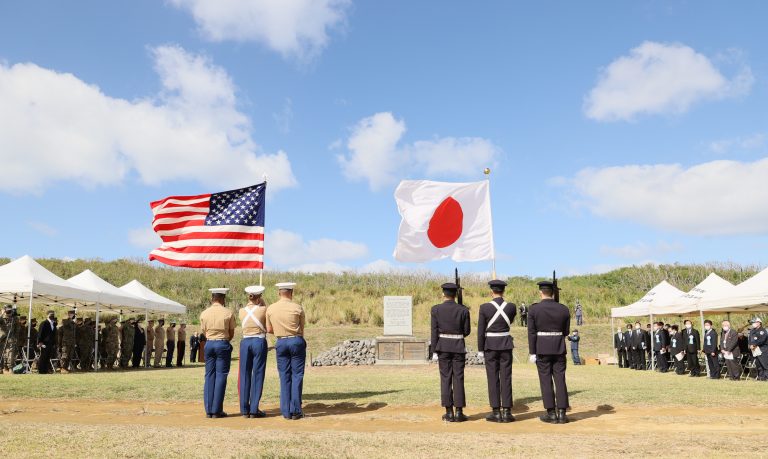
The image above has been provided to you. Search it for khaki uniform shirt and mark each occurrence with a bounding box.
[147,325,155,344]
[154,324,165,347]
[200,303,236,341]
[166,326,176,342]
[177,327,186,343]
[266,298,305,337]
[239,302,268,336]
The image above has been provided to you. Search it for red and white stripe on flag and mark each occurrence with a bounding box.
[148,186,265,270]
[393,180,494,263]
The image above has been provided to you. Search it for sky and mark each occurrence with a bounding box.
[1,1,767,277]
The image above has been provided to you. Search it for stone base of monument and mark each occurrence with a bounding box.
[375,336,428,365]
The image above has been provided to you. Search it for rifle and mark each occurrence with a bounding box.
[553,270,560,303]
[455,268,464,306]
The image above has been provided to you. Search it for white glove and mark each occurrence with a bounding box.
[477,352,484,359]
[431,353,438,361]
[529,354,537,363]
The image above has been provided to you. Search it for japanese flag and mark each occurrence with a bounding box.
[393,180,494,262]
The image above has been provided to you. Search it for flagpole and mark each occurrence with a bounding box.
[260,174,267,286]
[484,168,497,279]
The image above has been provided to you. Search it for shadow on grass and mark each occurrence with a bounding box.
[468,391,587,421]
[514,404,615,423]
[303,390,402,401]
[302,401,388,417]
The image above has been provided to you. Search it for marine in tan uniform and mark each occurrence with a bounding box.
[146,319,155,367]
[200,288,236,418]
[238,285,268,418]
[266,282,306,420]
[176,323,187,367]
[165,322,176,367]
[153,319,165,368]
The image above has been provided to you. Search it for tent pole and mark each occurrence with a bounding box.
[611,317,617,363]
[94,304,100,372]
[26,291,33,374]
[700,310,709,378]
[145,308,149,368]
[649,312,654,370]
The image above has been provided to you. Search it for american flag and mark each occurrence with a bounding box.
[148,183,266,269]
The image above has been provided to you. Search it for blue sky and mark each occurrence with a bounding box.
[1,1,767,277]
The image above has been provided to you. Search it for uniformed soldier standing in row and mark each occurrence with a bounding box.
[200,288,236,418]
[58,310,76,373]
[103,317,119,370]
[266,282,307,420]
[430,282,471,423]
[165,321,177,368]
[153,319,166,368]
[477,280,516,423]
[527,280,570,424]
[239,285,268,418]
[119,318,135,369]
[749,317,768,381]
[146,319,155,366]
[79,317,95,371]
[1,308,19,373]
[0,306,11,374]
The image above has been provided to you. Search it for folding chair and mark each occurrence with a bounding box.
[741,357,756,380]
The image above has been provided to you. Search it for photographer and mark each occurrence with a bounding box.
[0,305,15,373]
[1,305,20,373]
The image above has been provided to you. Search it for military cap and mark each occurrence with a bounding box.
[488,280,507,288]
[245,285,266,295]
[19,315,27,320]
[441,282,458,290]
[275,282,296,290]
[31,318,37,323]
[209,287,229,294]
[752,317,763,324]
[537,280,555,289]
[170,321,176,325]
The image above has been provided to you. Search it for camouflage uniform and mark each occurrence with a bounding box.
[103,320,119,370]
[2,314,19,372]
[58,317,76,372]
[119,321,135,368]
[78,319,95,371]
[0,311,12,373]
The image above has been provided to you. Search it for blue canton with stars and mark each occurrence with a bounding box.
[204,183,266,227]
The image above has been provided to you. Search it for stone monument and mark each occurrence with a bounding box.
[375,296,428,365]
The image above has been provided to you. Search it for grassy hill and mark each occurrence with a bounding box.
[0,257,760,327]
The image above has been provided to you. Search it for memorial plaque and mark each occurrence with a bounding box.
[377,341,400,360]
[403,342,426,360]
[383,296,413,336]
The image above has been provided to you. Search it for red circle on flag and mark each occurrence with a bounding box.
[427,197,463,248]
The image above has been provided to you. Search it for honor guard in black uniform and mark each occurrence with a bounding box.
[527,280,570,424]
[682,320,701,376]
[748,318,768,381]
[430,282,471,422]
[477,280,516,423]
[652,322,669,372]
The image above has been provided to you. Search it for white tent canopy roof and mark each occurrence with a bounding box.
[650,273,735,316]
[0,255,99,304]
[67,270,147,311]
[699,266,768,313]
[120,280,186,315]
[611,280,685,318]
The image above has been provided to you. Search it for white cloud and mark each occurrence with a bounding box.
[128,227,162,250]
[584,41,753,121]
[272,97,293,134]
[708,132,765,155]
[169,0,351,61]
[338,112,501,191]
[26,221,58,237]
[564,261,658,277]
[267,229,368,270]
[600,241,682,260]
[0,45,297,195]
[566,157,768,235]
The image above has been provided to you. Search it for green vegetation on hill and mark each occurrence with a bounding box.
[0,258,760,327]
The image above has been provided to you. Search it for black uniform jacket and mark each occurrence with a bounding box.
[653,329,669,351]
[431,300,471,354]
[702,329,719,353]
[669,332,684,355]
[527,299,570,356]
[614,331,625,349]
[37,319,57,347]
[477,297,516,351]
[683,327,700,352]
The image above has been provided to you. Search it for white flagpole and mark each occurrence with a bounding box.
[260,174,267,286]
[484,168,497,279]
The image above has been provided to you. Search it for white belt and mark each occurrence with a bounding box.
[537,332,562,336]
[243,333,266,339]
[439,334,463,339]
[486,332,510,337]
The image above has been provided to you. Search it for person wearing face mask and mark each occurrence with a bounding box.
[720,320,741,381]
[652,322,669,373]
[37,311,57,374]
[669,325,685,375]
[748,318,768,381]
[630,322,646,370]
[701,320,720,379]
[614,327,628,368]
[623,324,634,370]
[682,320,701,377]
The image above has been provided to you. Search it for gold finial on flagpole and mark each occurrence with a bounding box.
[483,167,491,176]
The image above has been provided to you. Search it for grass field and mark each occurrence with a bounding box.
[2,353,768,458]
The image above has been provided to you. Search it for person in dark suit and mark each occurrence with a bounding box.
[720,320,741,380]
[37,310,57,374]
[190,332,200,363]
[748,318,768,381]
[669,325,685,375]
[528,280,570,424]
[430,282,471,423]
[652,322,669,373]
[614,328,627,368]
[623,324,634,370]
[132,319,146,368]
[701,320,720,379]
[682,320,701,376]
[477,280,516,423]
[630,321,646,370]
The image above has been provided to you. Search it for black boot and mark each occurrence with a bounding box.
[500,407,515,423]
[485,408,501,423]
[556,409,569,424]
[454,408,468,422]
[442,407,454,422]
[539,408,557,423]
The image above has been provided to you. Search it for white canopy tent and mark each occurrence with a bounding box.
[650,273,736,316]
[611,281,685,318]
[120,280,186,315]
[0,255,100,371]
[699,266,768,314]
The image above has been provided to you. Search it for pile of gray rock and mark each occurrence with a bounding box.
[311,339,376,366]
[464,350,485,366]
